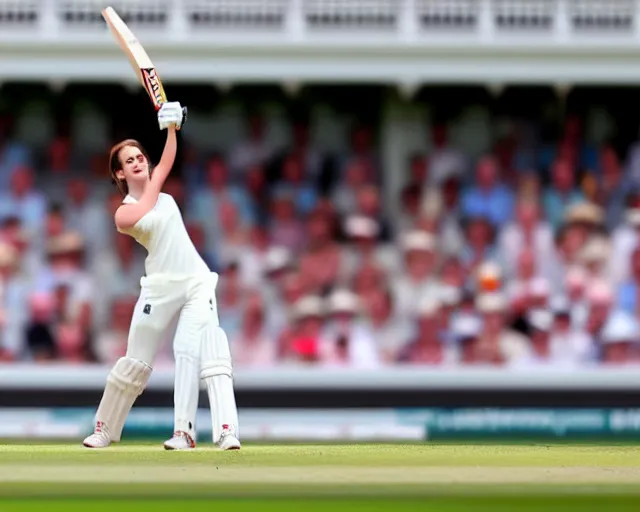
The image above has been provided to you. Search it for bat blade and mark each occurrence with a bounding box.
[102,6,167,111]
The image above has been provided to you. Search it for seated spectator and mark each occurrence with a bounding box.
[281,295,325,364]
[24,292,57,362]
[542,159,585,229]
[230,291,276,368]
[393,231,440,319]
[0,165,46,240]
[548,296,595,366]
[366,287,410,364]
[299,211,342,294]
[341,215,398,282]
[461,156,514,227]
[320,289,379,368]
[616,246,640,316]
[268,192,305,253]
[599,310,640,365]
[474,292,530,366]
[94,296,136,364]
[272,153,318,215]
[397,298,456,365]
[498,198,555,280]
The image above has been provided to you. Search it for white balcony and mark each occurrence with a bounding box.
[0,0,640,83]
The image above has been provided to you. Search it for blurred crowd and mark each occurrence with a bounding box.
[2,105,640,369]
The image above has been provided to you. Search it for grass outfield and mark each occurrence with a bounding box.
[2,443,640,510]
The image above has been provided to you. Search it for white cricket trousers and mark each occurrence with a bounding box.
[126,272,219,439]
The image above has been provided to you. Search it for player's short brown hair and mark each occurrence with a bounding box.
[109,139,152,196]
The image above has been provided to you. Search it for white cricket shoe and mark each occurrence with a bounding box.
[218,427,241,450]
[83,421,111,448]
[164,431,196,450]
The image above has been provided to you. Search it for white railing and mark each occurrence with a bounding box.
[0,0,637,41]
[2,364,640,390]
[2,0,640,82]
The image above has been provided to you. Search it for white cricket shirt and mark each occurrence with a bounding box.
[118,193,210,276]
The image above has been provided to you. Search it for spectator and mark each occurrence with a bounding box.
[393,231,440,319]
[548,296,595,366]
[230,291,276,368]
[599,145,629,230]
[217,261,246,341]
[513,309,555,368]
[92,232,145,330]
[188,155,256,245]
[0,242,28,360]
[64,177,110,259]
[474,292,530,366]
[366,287,410,364]
[282,295,325,364]
[616,246,640,316]
[272,153,318,215]
[542,159,585,229]
[428,123,466,185]
[354,185,392,241]
[461,156,514,227]
[94,296,136,364]
[268,192,305,253]
[599,311,640,365]
[498,198,555,280]
[24,292,57,362]
[398,298,455,365]
[320,289,379,368]
[332,158,369,216]
[216,199,251,265]
[610,205,640,286]
[228,114,276,176]
[291,120,324,184]
[341,216,398,282]
[0,165,46,239]
[460,216,497,276]
[299,211,342,294]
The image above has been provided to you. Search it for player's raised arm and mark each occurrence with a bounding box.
[113,102,185,230]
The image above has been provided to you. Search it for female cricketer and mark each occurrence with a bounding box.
[83,102,240,450]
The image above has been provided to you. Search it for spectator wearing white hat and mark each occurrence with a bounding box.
[393,231,440,320]
[340,215,399,283]
[511,309,554,368]
[450,313,481,364]
[474,292,530,365]
[319,289,379,369]
[599,310,640,365]
[281,295,325,364]
[546,296,594,367]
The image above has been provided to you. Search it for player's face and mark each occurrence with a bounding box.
[116,146,149,185]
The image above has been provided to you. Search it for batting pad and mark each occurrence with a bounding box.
[173,319,202,439]
[95,357,152,442]
[200,326,239,443]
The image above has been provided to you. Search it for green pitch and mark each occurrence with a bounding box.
[2,442,640,511]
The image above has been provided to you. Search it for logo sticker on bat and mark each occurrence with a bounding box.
[141,68,167,110]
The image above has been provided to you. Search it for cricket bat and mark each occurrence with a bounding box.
[102,6,185,125]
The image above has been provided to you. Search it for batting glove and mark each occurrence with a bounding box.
[158,102,187,130]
